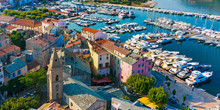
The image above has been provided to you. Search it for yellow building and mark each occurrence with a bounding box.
[88,41,110,76]
[11,19,42,32]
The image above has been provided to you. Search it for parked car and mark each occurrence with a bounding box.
[168,97,177,104]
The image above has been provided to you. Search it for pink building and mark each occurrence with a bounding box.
[120,53,152,83]
[4,58,27,84]
[0,33,10,49]
[81,27,107,41]
[42,18,67,33]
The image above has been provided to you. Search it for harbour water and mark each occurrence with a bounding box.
[66,0,220,95]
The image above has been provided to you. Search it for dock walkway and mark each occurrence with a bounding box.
[153,67,220,110]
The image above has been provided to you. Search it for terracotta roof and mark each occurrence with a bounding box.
[48,9,70,15]
[81,27,99,34]
[27,61,40,71]
[0,15,15,22]
[42,34,57,42]
[42,18,60,23]
[101,41,130,56]
[33,39,49,48]
[11,19,42,27]
[89,41,108,55]
[0,45,20,56]
[95,39,108,45]
[3,25,17,30]
[65,40,81,48]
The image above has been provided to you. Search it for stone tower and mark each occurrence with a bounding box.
[47,48,63,102]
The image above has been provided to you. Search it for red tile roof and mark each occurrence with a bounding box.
[42,34,57,42]
[65,40,81,48]
[101,41,130,56]
[81,27,99,34]
[33,39,49,48]
[89,41,108,55]
[91,77,112,83]
[3,25,17,30]
[42,18,60,23]
[76,33,86,40]
[0,45,20,56]
[27,61,40,71]
[11,19,42,27]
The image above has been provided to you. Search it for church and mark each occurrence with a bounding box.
[41,48,107,110]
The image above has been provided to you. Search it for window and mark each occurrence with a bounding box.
[56,93,59,99]
[56,75,59,82]
[142,64,144,67]
[8,75,10,79]
[17,70,21,75]
[24,67,26,70]
[100,58,102,61]
[148,68,151,72]
[105,63,109,67]
[5,40,7,44]
[138,64,140,67]
[0,43,1,48]
[0,69,1,72]
[118,60,119,64]
[99,64,103,68]
[142,70,143,73]
[149,62,151,65]
[13,73,16,78]
[138,70,140,73]
[133,71,135,74]
[115,56,116,59]
[0,75,2,78]
[106,56,108,60]
[71,103,73,106]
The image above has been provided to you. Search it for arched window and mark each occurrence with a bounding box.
[56,75,59,82]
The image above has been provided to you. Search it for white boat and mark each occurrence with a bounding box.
[118,13,126,19]
[128,11,136,18]
[169,67,181,75]
[216,44,220,48]
[175,35,186,41]
[186,71,213,85]
[157,38,172,44]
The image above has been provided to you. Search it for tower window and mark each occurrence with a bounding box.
[55,59,57,61]
[56,75,59,82]
[56,84,59,91]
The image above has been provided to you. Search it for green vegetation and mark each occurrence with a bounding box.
[126,74,155,94]
[10,31,26,50]
[0,76,25,96]
[96,0,150,6]
[182,95,186,105]
[119,94,130,100]
[148,87,169,105]
[3,8,61,20]
[181,107,191,110]
[172,89,176,97]
[0,95,40,110]
[19,68,47,92]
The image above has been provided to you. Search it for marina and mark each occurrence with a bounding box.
[63,1,220,96]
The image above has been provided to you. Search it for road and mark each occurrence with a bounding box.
[152,71,183,109]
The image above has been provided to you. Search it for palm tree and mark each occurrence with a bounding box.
[172,89,176,97]
[182,95,186,105]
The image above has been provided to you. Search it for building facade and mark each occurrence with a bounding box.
[81,27,107,41]
[42,18,67,33]
[0,33,10,49]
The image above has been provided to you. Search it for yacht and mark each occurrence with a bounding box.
[118,13,127,19]
[175,35,186,41]
[157,38,172,44]
[196,65,211,72]
[186,71,213,85]
[128,11,136,18]
[169,67,181,75]
[177,70,191,79]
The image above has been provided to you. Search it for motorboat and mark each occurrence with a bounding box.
[128,11,136,18]
[177,70,191,79]
[196,65,211,72]
[157,38,172,44]
[169,67,181,75]
[185,71,213,85]
[175,35,186,41]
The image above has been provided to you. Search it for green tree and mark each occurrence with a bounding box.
[148,87,169,105]
[35,16,41,20]
[41,13,48,18]
[156,104,166,110]
[0,96,39,109]
[48,11,52,16]
[19,68,47,92]
[181,107,190,110]
[10,31,26,50]
[31,15,36,19]
[119,94,130,100]
[182,95,186,105]
[126,74,155,94]
[172,89,176,97]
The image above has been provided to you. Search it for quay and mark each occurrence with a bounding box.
[61,16,80,21]
[153,67,220,110]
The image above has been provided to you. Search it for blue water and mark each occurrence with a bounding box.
[66,1,220,95]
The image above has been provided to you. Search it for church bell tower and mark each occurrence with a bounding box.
[47,48,63,102]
